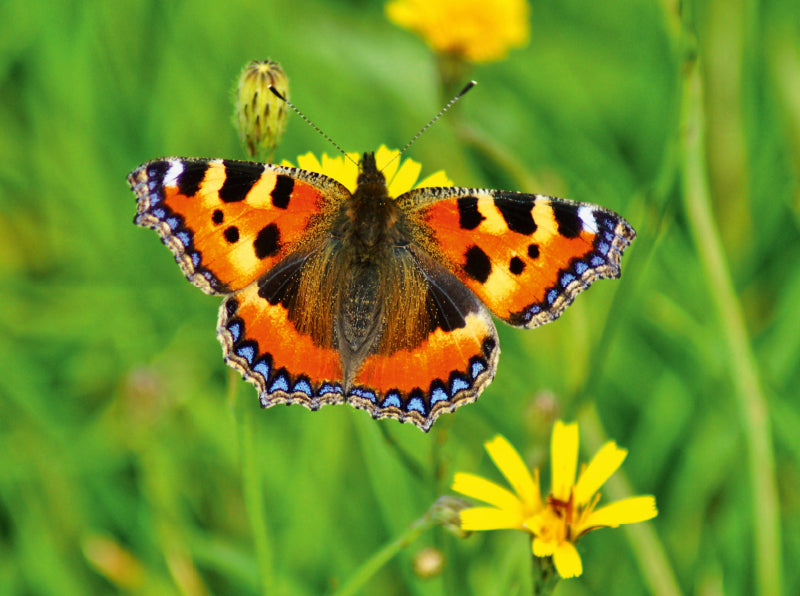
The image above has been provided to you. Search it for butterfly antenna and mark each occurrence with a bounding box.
[385,80,477,170]
[269,86,359,167]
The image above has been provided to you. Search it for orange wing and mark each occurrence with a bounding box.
[217,245,499,432]
[401,188,635,328]
[128,158,349,294]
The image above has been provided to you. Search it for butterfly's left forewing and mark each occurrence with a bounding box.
[128,158,349,294]
[401,187,635,328]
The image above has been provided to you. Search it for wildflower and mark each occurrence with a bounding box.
[452,422,658,580]
[452,435,543,532]
[234,60,289,160]
[386,0,530,64]
[281,145,452,196]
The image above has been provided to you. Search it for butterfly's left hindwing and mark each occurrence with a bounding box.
[401,187,635,328]
[128,158,349,294]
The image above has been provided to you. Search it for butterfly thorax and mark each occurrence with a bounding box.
[337,152,404,261]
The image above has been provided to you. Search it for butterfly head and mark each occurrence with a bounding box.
[355,152,389,197]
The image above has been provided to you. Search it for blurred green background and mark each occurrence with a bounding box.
[1,0,798,594]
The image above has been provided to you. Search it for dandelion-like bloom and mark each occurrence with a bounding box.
[386,0,530,64]
[281,145,452,195]
[452,422,658,580]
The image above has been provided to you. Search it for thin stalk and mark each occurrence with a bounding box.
[579,405,683,596]
[680,52,783,596]
[531,555,559,595]
[331,513,436,596]
[235,375,274,596]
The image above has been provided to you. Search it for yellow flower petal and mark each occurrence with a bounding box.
[417,170,453,187]
[553,541,583,578]
[573,441,627,505]
[485,435,542,514]
[387,154,421,197]
[289,152,321,172]
[550,420,579,501]
[451,473,522,513]
[583,496,658,529]
[532,536,555,557]
[374,146,398,174]
[460,506,524,531]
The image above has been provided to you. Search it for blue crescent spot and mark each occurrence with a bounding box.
[148,180,159,191]
[152,207,166,219]
[560,272,576,288]
[293,379,313,396]
[407,397,426,414]
[235,344,255,364]
[597,241,610,255]
[382,393,402,409]
[470,359,486,379]
[574,261,589,275]
[320,383,343,396]
[451,377,469,394]
[591,255,605,267]
[166,216,180,230]
[351,387,377,402]
[546,289,559,305]
[269,375,290,393]
[529,304,542,315]
[430,386,449,405]
[227,321,242,342]
[253,359,270,378]
[177,231,191,246]
[191,252,200,267]
[602,230,614,243]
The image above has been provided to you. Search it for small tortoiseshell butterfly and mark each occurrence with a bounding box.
[128,147,634,431]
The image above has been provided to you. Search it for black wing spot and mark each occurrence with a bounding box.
[224,226,240,243]
[463,245,492,284]
[271,175,294,209]
[254,223,281,259]
[219,160,264,203]
[212,209,224,225]
[177,161,208,197]
[552,203,582,238]
[528,243,540,259]
[495,195,537,235]
[509,256,526,275]
[457,196,486,230]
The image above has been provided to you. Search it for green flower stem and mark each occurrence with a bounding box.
[456,123,544,193]
[531,555,559,596]
[234,374,274,596]
[331,513,436,596]
[679,56,782,596]
[579,405,683,596]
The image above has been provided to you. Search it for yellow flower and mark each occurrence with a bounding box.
[281,145,452,195]
[452,422,658,580]
[386,0,530,63]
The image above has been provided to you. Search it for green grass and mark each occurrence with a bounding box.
[1,0,798,594]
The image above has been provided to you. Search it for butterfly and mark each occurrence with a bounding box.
[128,148,635,431]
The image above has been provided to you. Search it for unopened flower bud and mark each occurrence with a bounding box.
[234,60,289,160]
